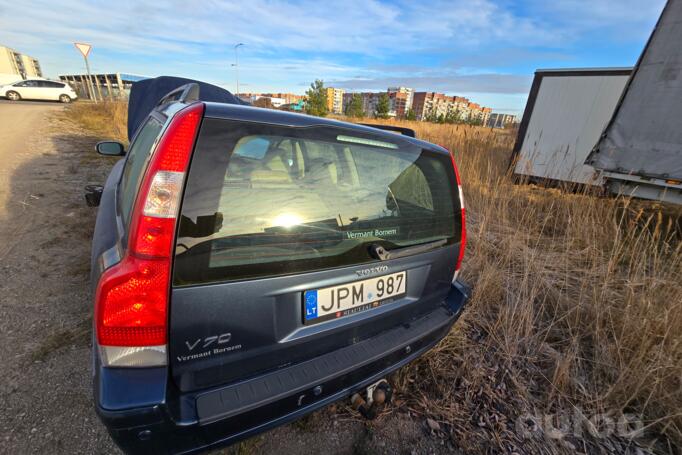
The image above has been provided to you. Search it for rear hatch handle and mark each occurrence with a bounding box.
[369,239,447,261]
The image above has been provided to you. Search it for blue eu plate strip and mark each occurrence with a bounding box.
[304,290,318,320]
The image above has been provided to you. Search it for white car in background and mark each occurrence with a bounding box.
[0,79,78,103]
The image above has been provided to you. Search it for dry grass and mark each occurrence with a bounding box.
[359,118,682,453]
[72,105,681,453]
[66,100,128,144]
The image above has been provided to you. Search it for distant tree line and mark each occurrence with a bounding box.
[299,79,486,126]
[304,80,392,119]
[423,110,485,126]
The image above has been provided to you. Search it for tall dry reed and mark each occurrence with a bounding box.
[67,100,128,144]
[368,118,682,453]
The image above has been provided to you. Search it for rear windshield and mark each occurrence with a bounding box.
[173,119,460,285]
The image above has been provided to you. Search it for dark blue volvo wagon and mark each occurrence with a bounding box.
[90,80,469,454]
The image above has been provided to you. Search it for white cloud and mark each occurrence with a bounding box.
[330,73,532,95]
[0,0,665,112]
[0,0,566,57]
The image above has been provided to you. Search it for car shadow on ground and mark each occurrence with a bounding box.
[1,127,122,453]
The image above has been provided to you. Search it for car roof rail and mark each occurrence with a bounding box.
[156,83,200,107]
[359,123,416,138]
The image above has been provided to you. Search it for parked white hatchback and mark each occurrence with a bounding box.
[0,79,78,103]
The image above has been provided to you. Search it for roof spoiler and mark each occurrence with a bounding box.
[359,123,416,138]
[157,83,200,107]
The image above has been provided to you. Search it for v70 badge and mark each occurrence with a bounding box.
[185,332,232,351]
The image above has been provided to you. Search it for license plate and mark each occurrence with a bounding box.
[303,271,407,324]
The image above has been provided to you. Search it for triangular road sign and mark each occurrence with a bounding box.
[74,43,92,58]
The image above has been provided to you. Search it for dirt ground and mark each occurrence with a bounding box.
[0,101,456,455]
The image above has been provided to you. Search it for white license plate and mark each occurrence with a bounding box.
[303,271,407,324]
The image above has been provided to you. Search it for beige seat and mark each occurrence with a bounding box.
[250,147,294,187]
[306,158,338,186]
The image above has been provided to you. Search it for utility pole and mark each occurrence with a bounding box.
[232,43,245,98]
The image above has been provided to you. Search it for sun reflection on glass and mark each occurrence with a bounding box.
[273,213,302,228]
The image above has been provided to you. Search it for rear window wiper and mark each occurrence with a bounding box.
[369,239,447,261]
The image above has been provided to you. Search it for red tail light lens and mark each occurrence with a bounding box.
[95,256,169,346]
[444,147,466,278]
[96,102,203,352]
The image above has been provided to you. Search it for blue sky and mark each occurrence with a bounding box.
[0,0,666,114]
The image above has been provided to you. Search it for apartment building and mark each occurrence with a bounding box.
[412,92,451,120]
[359,92,381,116]
[480,107,492,126]
[413,91,493,123]
[387,86,414,118]
[0,45,42,83]
[342,92,354,113]
[325,87,345,114]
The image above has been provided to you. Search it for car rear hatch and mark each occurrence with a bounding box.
[170,113,464,393]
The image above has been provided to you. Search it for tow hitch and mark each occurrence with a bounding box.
[351,379,393,420]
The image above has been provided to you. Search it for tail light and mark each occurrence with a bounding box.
[445,147,466,281]
[95,102,203,367]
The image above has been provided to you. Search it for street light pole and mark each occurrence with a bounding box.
[233,43,245,98]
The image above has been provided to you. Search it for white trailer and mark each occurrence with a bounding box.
[586,0,682,205]
[512,68,631,187]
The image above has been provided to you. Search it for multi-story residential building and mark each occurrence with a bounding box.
[387,91,408,118]
[480,107,492,126]
[0,45,42,83]
[468,102,486,123]
[325,87,345,114]
[487,113,517,128]
[387,87,414,118]
[342,92,354,114]
[450,96,469,120]
[413,91,492,123]
[360,92,381,117]
[412,92,450,120]
[412,92,428,119]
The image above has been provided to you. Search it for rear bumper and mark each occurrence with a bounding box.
[96,281,470,455]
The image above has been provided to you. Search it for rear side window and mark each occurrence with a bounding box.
[174,119,460,285]
[118,117,163,224]
[38,81,64,88]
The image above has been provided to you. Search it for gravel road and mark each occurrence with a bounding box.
[0,101,451,455]
[0,100,118,453]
